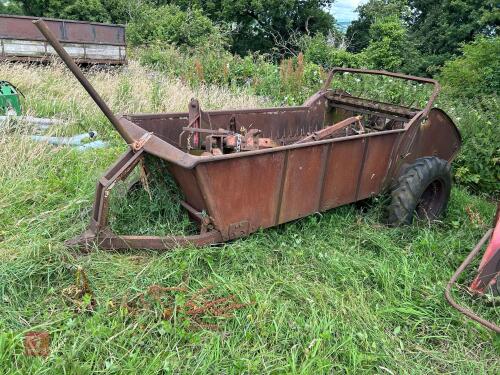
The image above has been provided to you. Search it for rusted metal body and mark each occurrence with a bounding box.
[1,15,126,65]
[34,19,461,251]
[445,205,500,333]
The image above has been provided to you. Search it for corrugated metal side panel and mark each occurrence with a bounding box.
[0,15,125,46]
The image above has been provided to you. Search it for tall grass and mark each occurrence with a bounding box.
[0,61,498,374]
[0,60,269,137]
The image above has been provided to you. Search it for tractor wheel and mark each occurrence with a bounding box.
[386,157,452,225]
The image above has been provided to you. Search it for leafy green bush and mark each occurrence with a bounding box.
[439,37,500,99]
[127,5,227,49]
[137,44,233,86]
[137,45,325,104]
[301,34,365,68]
[363,15,414,72]
[59,0,110,22]
[443,96,500,196]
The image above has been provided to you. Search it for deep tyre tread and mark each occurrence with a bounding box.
[386,157,452,226]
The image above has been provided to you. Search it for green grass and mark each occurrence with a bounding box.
[0,62,499,374]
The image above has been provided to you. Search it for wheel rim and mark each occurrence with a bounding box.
[416,178,446,219]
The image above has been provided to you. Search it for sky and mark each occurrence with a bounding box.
[329,0,367,23]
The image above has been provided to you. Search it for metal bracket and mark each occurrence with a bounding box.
[228,221,250,240]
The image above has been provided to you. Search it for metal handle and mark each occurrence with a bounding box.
[323,67,441,117]
[32,19,133,144]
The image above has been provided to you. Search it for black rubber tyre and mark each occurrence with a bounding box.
[386,157,452,225]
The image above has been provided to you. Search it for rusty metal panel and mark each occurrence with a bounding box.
[0,15,125,45]
[167,164,206,213]
[94,25,125,46]
[408,108,461,163]
[320,138,366,210]
[356,134,399,200]
[278,145,327,223]
[64,22,95,43]
[126,114,188,147]
[195,153,285,240]
[0,15,126,65]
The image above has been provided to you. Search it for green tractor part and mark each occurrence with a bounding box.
[0,81,23,116]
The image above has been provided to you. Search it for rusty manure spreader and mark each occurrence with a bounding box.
[33,19,461,251]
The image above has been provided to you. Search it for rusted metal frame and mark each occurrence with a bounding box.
[274,150,290,225]
[326,93,418,117]
[33,20,133,143]
[377,110,426,183]
[119,116,406,171]
[445,229,500,333]
[294,116,362,144]
[195,164,222,235]
[189,128,406,169]
[128,106,310,120]
[329,102,411,122]
[93,230,222,250]
[354,137,370,201]
[324,67,440,88]
[179,200,204,222]
[181,127,231,135]
[69,150,223,250]
[179,200,213,233]
[43,40,126,48]
[90,149,144,231]
[323,68,440,117]
[396,113,426,163]
[317,143,332,212]
[1,17,125,53]
[380,131,406,191]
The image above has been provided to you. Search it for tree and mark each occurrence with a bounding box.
[300,34,364,68]
[439,36,500,98]
[363,15,411,71]
[60,0,110,22]
[346,0,499,75]
[408,0,499,74]
[0,0,24,14]
[346,0,409,53]
[127,4,225,49]
[164,0,337,56]
[8,0,135,23]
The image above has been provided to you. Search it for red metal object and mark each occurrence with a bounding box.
[445,205,500,333]
[33,19,462,251]
[470,206,500,293]
[1,14,126,65]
